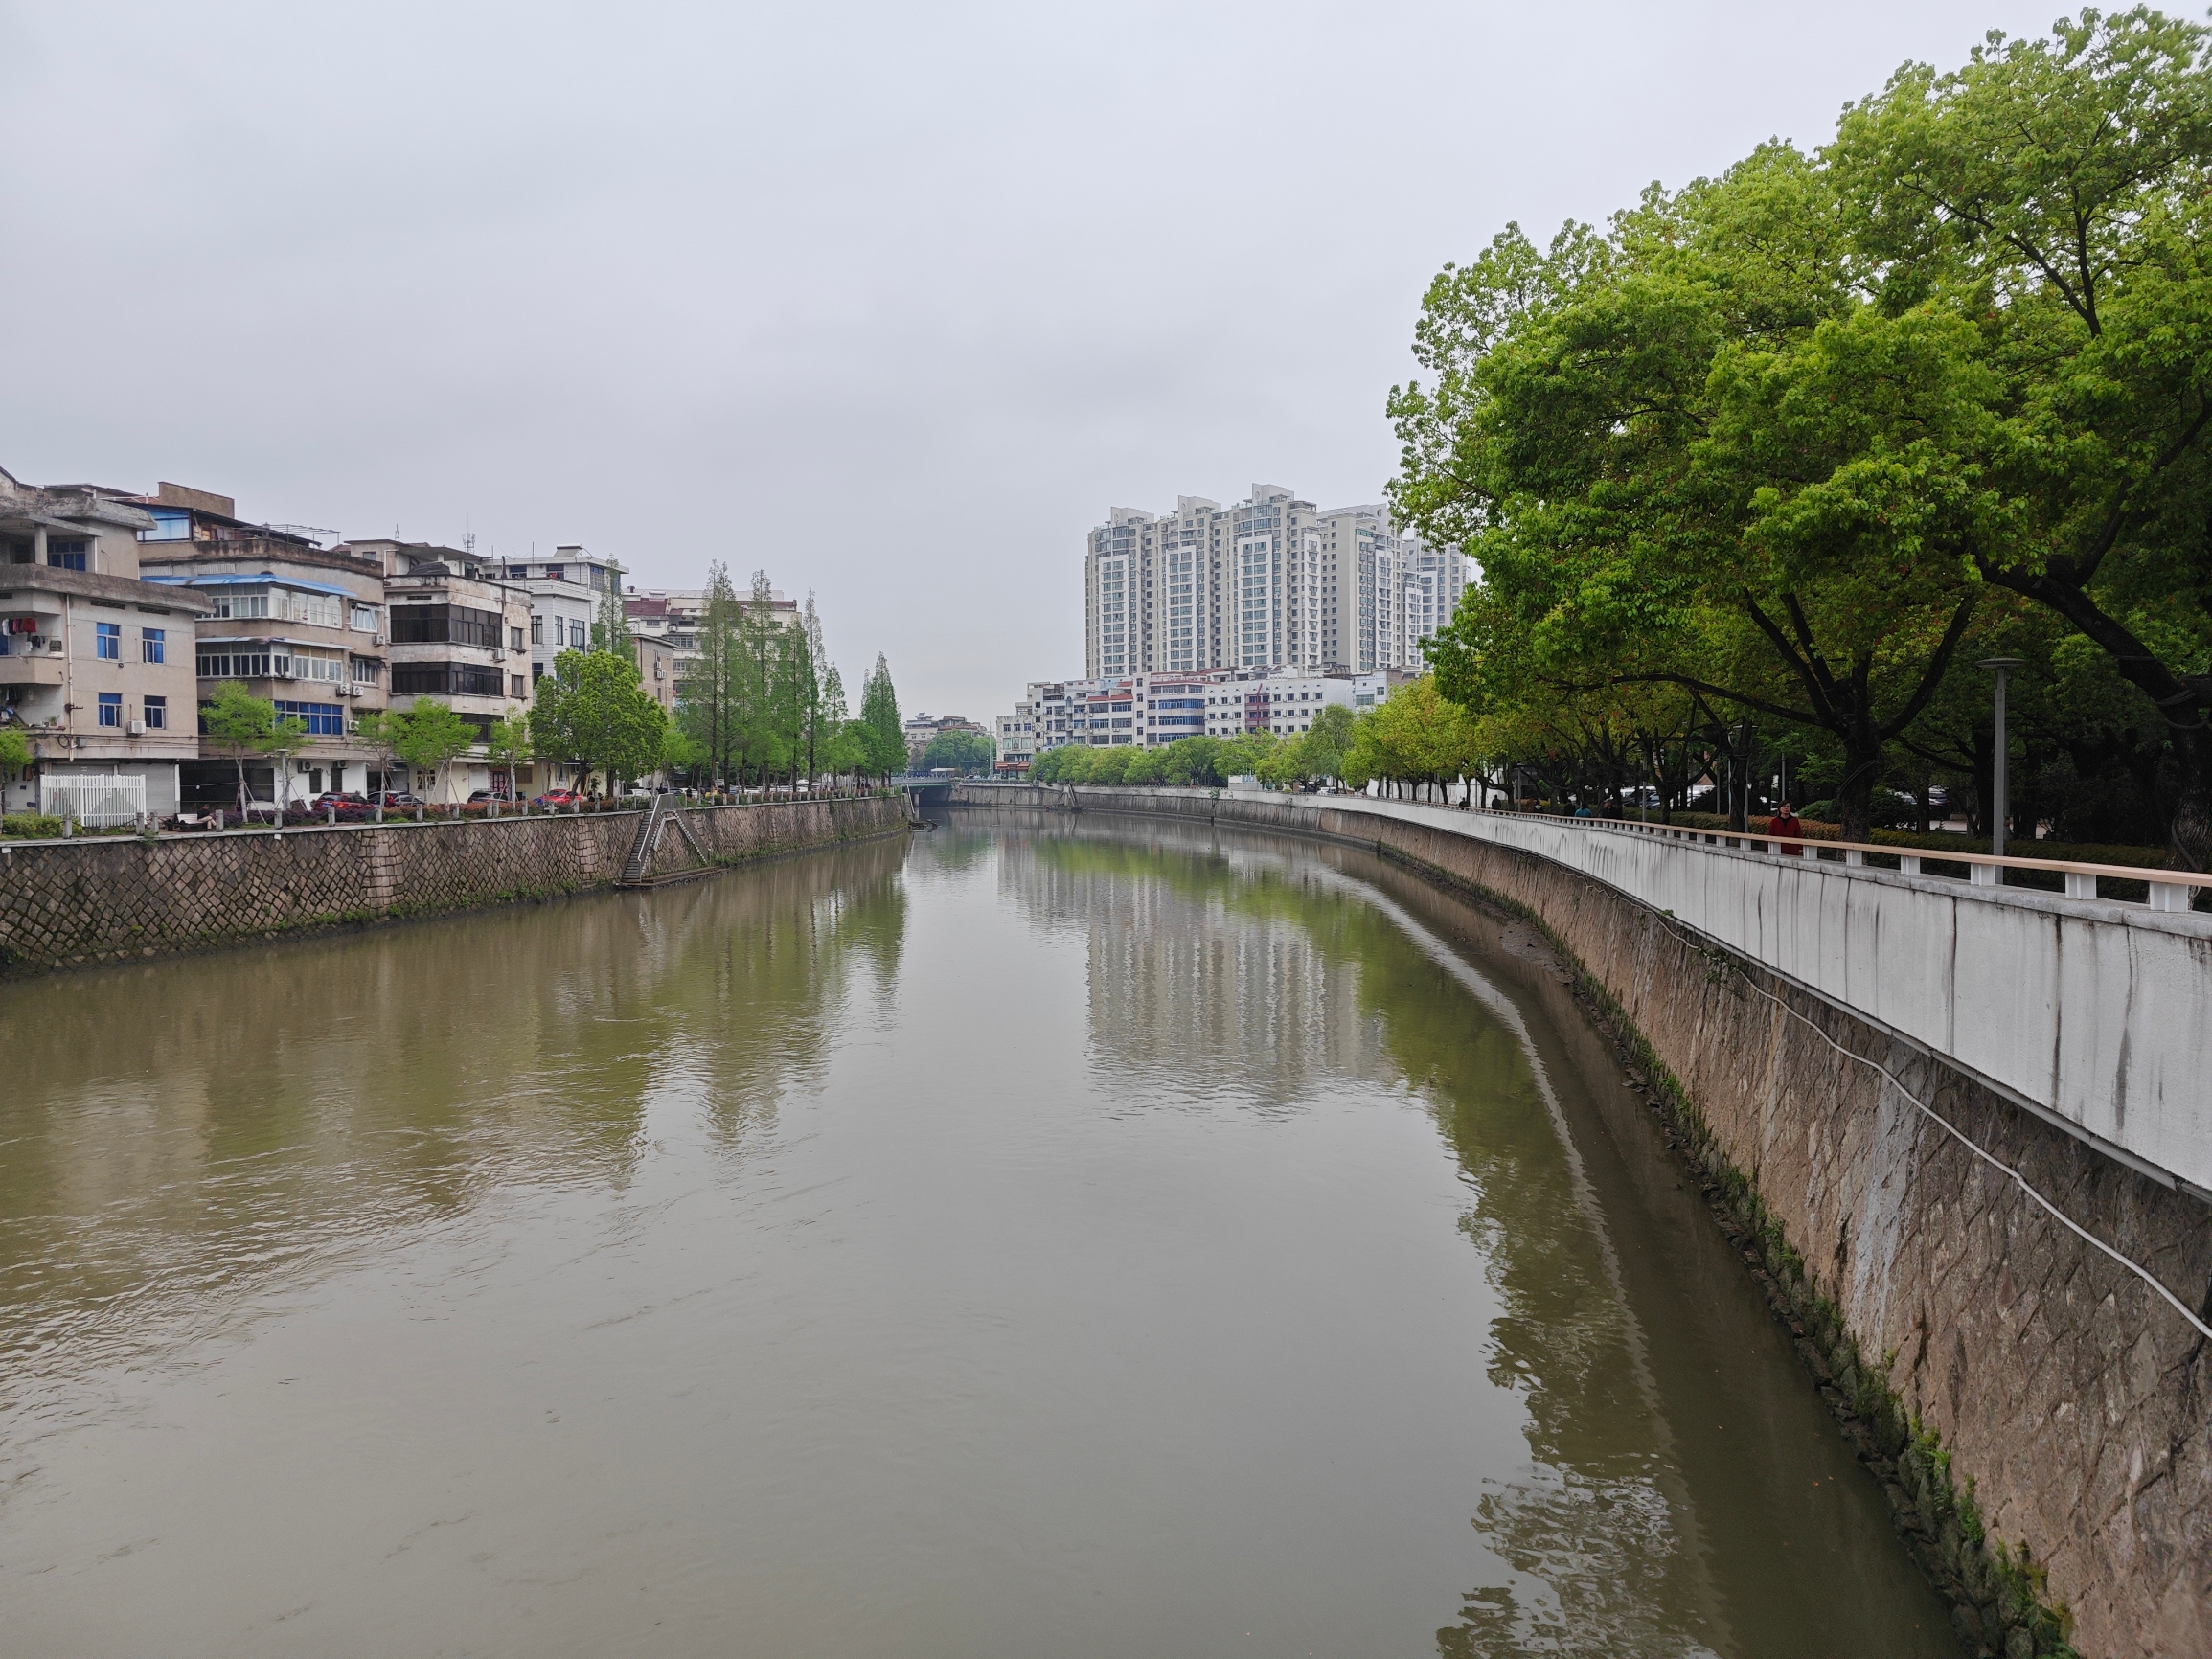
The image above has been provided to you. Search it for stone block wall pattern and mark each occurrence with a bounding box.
[956,784,2212,1658]
[0,796,908,973]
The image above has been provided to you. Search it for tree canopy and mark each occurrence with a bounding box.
[920,729,996,775]
[529,649,668,794]
[1391,9,2212,860]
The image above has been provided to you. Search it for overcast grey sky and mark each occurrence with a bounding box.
[1,1,2064,719]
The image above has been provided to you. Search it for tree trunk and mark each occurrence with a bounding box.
[2167,723,2212,876]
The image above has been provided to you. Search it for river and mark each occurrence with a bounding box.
[0,812,1957,1657]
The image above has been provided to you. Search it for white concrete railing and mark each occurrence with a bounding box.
[989,784,2212,1199]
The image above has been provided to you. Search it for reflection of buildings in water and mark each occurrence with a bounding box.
[997,821,1735,1652]
[1000,830,1384,1109]
[0,833,910,1383]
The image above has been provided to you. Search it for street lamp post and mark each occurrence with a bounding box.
[1977,658,2026,858]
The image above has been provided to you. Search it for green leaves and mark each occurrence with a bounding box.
[528,648,667,794]
[857,654,903,780]
[919,729,994,775]
[391,700,478,799]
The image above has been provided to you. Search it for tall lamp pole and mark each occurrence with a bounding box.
[1978,658,2025,858]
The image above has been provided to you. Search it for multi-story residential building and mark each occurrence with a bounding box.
[344,541,536,800]
[902,712,989,771]
[995,679,1106,761]
[994,699,1038,772]
[1186,668,1389,742]
[1084,485,1464,680]
[0,468,213,817]
[631,631,677,716]
[132,483,391,807]
[624,584,796,700]
[1391,527,1471,658]
[501,545,624,687]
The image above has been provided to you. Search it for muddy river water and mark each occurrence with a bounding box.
[0,813,1957,1656]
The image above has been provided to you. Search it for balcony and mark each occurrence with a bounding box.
[0,651,66,687]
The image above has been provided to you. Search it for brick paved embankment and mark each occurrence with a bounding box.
[0,795,908,974]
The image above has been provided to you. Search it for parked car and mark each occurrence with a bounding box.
[373,791,424,811]
[532,789,582,808]
[467,790,516,805]
[307,791,374,820]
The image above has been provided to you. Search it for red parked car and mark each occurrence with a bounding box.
[532,789,582,808]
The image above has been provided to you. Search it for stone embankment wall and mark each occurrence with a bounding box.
[0,795,908,974]
[960,783,2212,1659]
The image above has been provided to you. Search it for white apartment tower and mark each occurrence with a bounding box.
[1084,485,1469,679]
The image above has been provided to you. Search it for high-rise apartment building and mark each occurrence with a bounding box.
[1083,485,1469,680]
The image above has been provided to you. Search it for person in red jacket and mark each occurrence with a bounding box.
[1767,800,1804,854]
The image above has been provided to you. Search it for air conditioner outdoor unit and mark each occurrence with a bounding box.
[45,639,62,655]
[127,719,145,736]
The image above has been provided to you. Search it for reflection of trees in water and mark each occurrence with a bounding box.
[987,817,1719,1658]
[0,834,908,1382]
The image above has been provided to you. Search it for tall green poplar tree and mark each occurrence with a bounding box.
[858,654,902,784]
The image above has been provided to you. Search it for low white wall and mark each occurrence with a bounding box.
[1023,785,2212,1197]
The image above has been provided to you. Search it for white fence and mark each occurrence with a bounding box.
[40,775,147,827]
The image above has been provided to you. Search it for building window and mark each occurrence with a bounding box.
[388,605,502,647]
[510,674,526,698]
[144,695,168,730]
[510,626,524,651]
[352,603,378,632]
[98,692,122,727]
[349,656,381,684]
[142,627,165,664]
[568,620,585,649]
[390,663,503,697]
[274,700,346,737]
[140,510,191,542]
[199,650,274,679]
[530,616,543,646]
[96,622,121,660]
[48,538,89,571]
[532,662,543,681]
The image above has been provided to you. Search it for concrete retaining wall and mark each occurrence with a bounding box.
[960,783,2212,1658]
[0,795,908,973]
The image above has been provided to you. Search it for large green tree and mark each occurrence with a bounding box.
[1827,7,2212,866]
[1392,146,1994,838]
[530,648,668,795]
[919,729,995,775]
